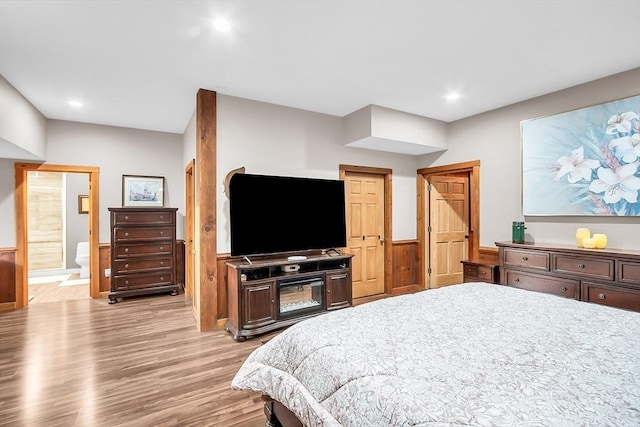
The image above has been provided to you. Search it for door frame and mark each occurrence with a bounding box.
[15,163,100,307]
[184,159,195,298]
[339,164,393,295]
[417,160,480,289]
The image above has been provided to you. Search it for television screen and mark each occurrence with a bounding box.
[229,173,347,257]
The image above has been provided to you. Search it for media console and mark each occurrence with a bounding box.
[226,252,353,341]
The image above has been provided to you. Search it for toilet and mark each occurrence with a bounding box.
[75,241,89,278]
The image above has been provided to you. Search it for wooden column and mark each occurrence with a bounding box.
[195,89,217,331]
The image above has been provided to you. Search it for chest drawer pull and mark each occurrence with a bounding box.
[125,232,129,237]
[598,293,606,300]
[522,256,528,261]
[125,215,129,220]
[577,263,585,268]
[125,263,129,268]
[160,261,164,266]
[125,248,129,253]
[479,271,486,275]
[514,278,520,282]
[560,286,567,292]
[160,246,164,251]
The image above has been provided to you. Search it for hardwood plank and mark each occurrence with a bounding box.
[0,295,275,426]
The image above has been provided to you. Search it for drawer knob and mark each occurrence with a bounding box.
[125,232,129,237]
[598,293,606,300]
[560,286,567,292]
[522,256,528,261]
[479,271,486,275]
[577,264,585,268]
[271,299,275,304]
[160,231,164,235]
[327,289,331,293]
[160,261,164,265]
[125,215,129,220]
[514,278,520,283]
[124,248,129,253]
[160,216,164,219]
[160,277,164,280]
[125,263,129,268]
[125,280,129,284]
[160,246,164,250]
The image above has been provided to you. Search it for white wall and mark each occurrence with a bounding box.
[0,158,16,247]
[217,94,420,253]
[419,68,640,250]
[44,120,184,242]
[0,75,47,160]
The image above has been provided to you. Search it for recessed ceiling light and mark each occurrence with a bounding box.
[212,18,231,32]
[68,100,84,107]
[445,92,461,101]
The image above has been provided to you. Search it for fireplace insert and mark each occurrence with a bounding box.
[277,275,325,319]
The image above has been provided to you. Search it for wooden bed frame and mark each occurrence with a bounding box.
[262,395,303,427]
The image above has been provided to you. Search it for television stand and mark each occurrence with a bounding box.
[225,252,353,341]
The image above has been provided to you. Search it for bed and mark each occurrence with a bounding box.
[231,283,640,426]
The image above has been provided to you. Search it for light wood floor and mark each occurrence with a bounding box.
[0,294,279,427]
[28,273,90,304]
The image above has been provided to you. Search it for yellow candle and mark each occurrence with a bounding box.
[593,233,607,249]
[576,228,590,247]
[582,237,596,248]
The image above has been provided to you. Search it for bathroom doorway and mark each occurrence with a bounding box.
[26,170,90,303]
[15,163,100,308]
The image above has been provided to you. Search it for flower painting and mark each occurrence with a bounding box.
[522,95,640,216]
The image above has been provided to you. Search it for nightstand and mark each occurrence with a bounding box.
[461,259,499,284]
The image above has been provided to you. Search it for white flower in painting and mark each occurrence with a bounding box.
[555,146,600,183]
[589,163,640,204]
[605,111,639,134]
[609,133,640,163]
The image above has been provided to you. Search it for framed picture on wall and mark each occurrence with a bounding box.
[122,175,165,207]
[521,94,640,216]
[78,195,89,214]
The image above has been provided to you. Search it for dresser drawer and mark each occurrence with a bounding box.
[618,260,640,287]
[113,242,173,258]
[504,269,578,299]
[502,248,549,271]
[113,257,174,275]
[463,264,478,277]
[112,211,175,226]
[113,226,174,242]
[582,282,640,311]
[112,272,175,291]
[552,254,614,281]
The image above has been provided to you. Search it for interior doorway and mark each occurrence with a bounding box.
[417,160,480,290]
[26,170,91,303]
[339,165,392,299]
[14,163,100,308]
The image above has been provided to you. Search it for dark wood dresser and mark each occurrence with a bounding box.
[496,241,640,312]
[108,208,179,303]
[461,259,499,283]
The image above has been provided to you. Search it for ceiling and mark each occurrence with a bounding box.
[1,1,639,135]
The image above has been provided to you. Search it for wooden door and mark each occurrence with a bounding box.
[344,172,385,298]
[185,160,195,298]
[27,171,65,271]
[428,174,469,288]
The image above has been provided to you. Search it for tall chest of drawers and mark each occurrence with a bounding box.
[496,241,640,312]
[108,208,179,303]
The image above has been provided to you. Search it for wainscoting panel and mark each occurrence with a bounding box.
[0,248,17,305]
[391,240,420,295]
[217,254,231,320]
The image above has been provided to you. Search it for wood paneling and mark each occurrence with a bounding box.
[0,248,16,304]
[98,243,110,293]
[217,253,231,320]
[391,240,419,295]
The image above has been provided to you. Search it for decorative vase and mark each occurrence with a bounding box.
[593,234,607,249]
[576,228,590,247]
[582,237,596,249]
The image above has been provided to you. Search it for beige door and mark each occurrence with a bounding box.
[344,172,385,298]
[27,171,65,271]
[428,174,469,288]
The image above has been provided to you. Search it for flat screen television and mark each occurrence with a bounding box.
[229,173,347,257]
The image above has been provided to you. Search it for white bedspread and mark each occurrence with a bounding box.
[232,283,640,426]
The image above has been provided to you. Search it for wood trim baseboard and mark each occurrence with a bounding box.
[0,302,16,311]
